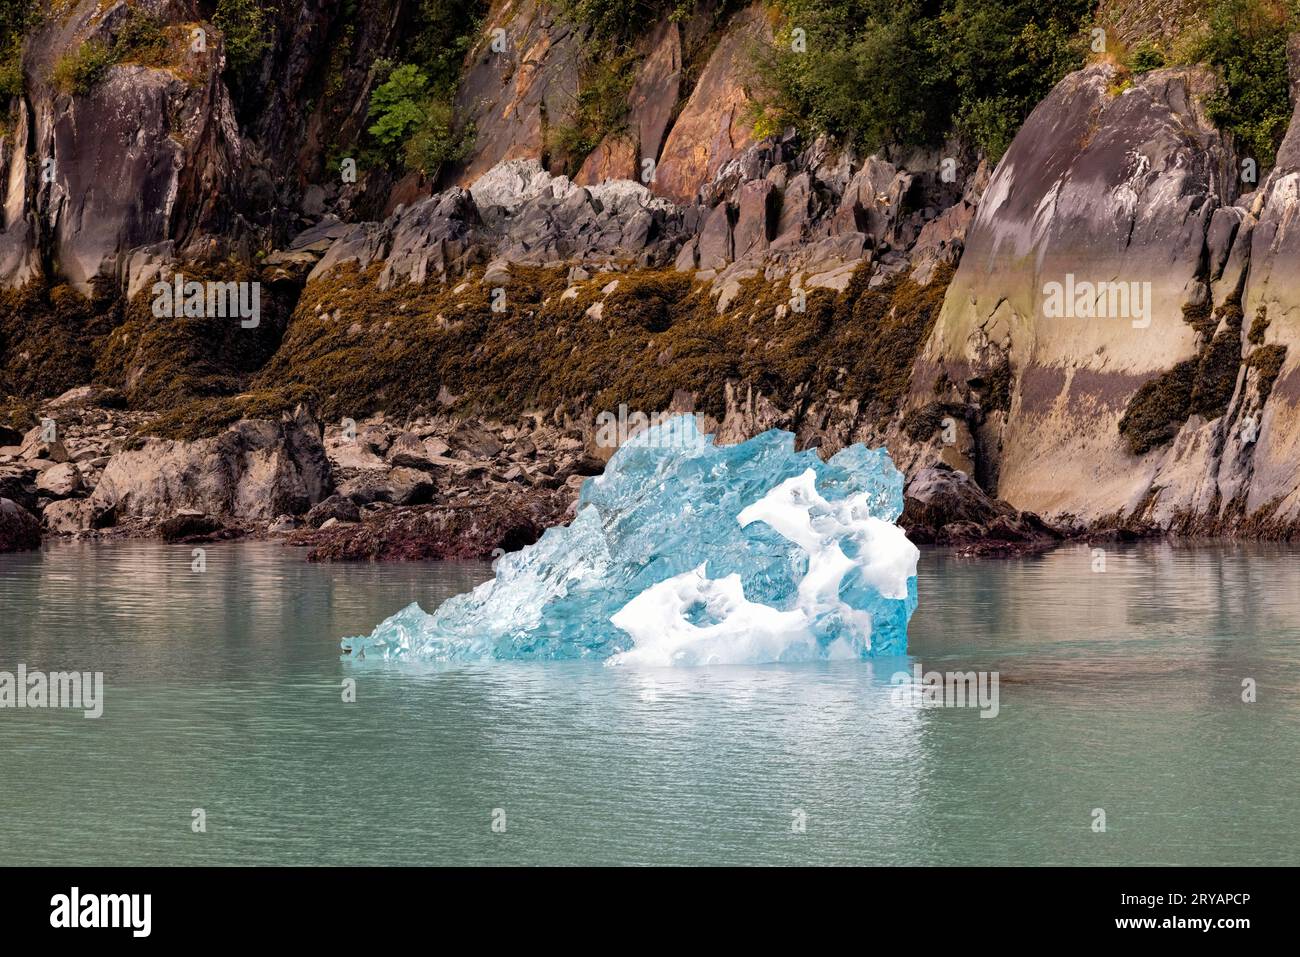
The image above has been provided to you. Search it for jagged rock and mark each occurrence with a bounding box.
[378,187,484,288]
[386,432,444,470]
[447,422,503,459]
[2,3,242,291]
[19,428,69,463]
[0,498,40,552]
[449,0,584,186]
[774,172,821,244]
[902,465,1062,553]
[696,203,734,270]
[733,180,777,259]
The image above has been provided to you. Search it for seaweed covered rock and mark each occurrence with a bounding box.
[902,464,1063,554]
[297,486,574,562]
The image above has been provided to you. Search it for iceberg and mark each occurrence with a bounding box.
[341,415,918,665]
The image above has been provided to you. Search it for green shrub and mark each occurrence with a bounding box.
[0,0,34,97]
[51,39,115,95]
[1190,0,1297,170]
[112,10,169,67]
[405,0,485,97]
[367,63,431,149]
[0,38,21,98]
[214,0,272,77]
[758,0,1091,162]
[1129,41,1166,74]
[547,52,635,174]
[48,9,175,96]
[403,100,474,175]
[554,0,667,42]
[367,63,473,174]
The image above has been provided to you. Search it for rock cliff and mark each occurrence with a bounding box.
[3,0,1299,553]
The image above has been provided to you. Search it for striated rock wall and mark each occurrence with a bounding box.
[911,59,1300,535]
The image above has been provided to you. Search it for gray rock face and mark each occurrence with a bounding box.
[313,159,695,286]
[913,64,1237,525]
[2,1,242,292]
[448,0,586,187]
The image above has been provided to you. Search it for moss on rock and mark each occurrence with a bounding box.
[1118,358,1197,455]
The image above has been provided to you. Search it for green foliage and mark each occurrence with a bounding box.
[405,0,484,99]
[214,0,272,78]
[49,9,174,96]
[1129,41,1166,74]
[367,63,430,148]
[112,10,169,68]
[51,39,115,95]
[1189,0,1297,170]
[367,63,473,174]
[0,37,21,98]
[0,0,33,96]
[759,0,1091,161]
[554,0,668,42]
[403,100,474,174]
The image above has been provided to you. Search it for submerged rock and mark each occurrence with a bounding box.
[342,416,918,665]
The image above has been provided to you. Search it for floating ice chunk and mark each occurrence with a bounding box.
[342,415,918,664]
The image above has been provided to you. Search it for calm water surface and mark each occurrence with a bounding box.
[1,541,1297,865]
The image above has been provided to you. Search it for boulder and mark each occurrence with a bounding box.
[34,462,83,498]
[42,498,94,535]
[337,467,434,506]
[304,494,362,528]
[91,406,331,523]
[19,427,69,463]
[0,498,40,552]
[902,465,1062,552]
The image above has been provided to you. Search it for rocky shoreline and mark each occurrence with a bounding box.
[2,381,1084,561]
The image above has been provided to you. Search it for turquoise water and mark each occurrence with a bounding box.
[1,541,1297,865]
